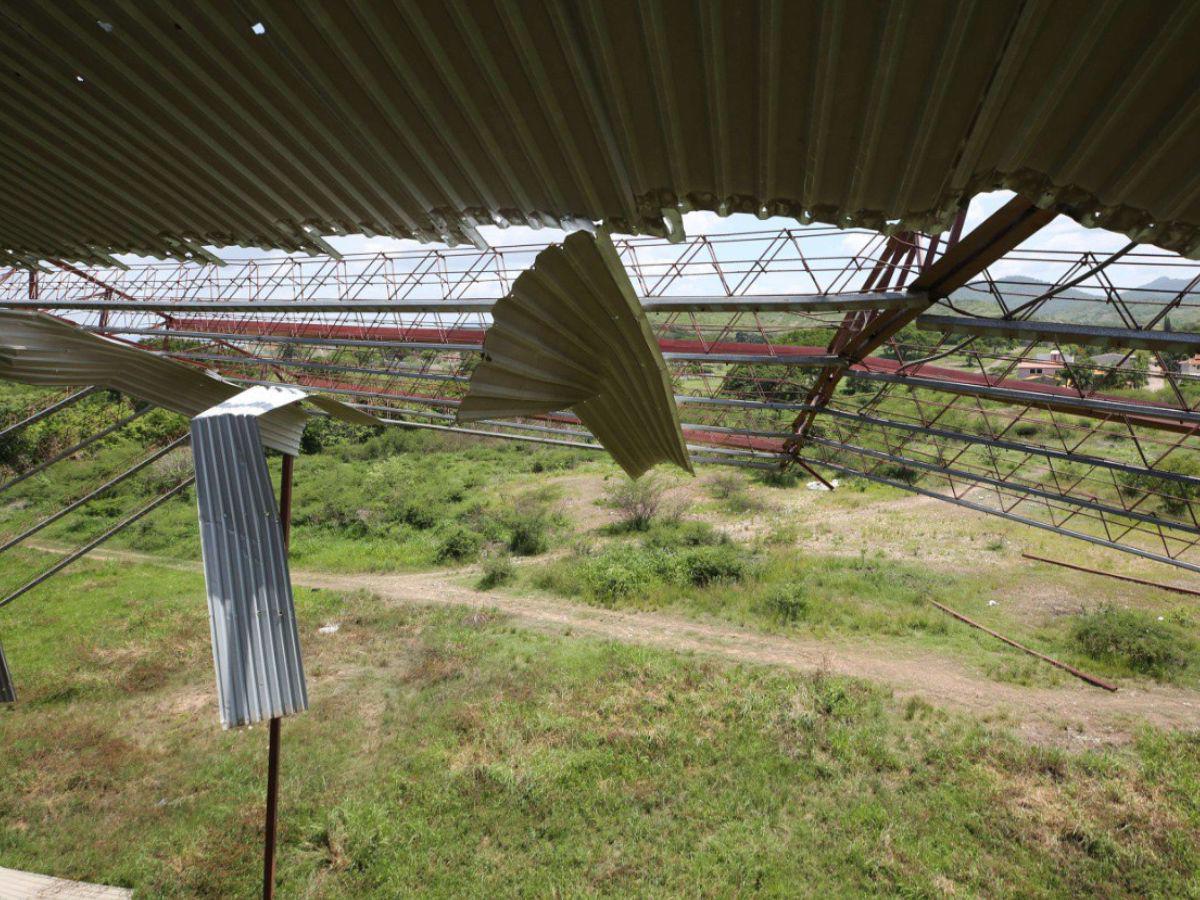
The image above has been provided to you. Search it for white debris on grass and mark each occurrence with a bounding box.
[806,478,840,492]
[318,623,340,635]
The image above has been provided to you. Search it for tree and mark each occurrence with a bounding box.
[1058,348,1098,392]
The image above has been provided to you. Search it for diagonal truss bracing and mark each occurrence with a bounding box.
[2,220,1199,574]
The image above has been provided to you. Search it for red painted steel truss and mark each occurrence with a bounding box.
[3,210,1200,573]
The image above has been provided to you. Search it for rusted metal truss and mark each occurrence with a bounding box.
[2,216,1199,574]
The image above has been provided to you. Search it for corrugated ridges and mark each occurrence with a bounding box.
[191,411,307,729]
[0,1,1197,264]
[0,640,14,703]
[0,311,377,453]
[458,232,691,478]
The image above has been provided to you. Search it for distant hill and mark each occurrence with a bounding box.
[949,275,1199,329]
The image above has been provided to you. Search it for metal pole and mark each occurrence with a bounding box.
[927,599,1118,692]
[1021,552,1200,599]
[263,453,294,900]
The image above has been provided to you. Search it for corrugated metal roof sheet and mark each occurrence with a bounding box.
[192,389,309,728]
[458,232,692,478]
[0,1,1197,265]
[0,311,378,453]
[0,640,14,704]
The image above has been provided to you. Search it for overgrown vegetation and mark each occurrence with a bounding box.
[476,553,515,590]
[1072,604,1196,679]
[602,471,677,532]
[4,382,1200,894]
[0,558,1198,897]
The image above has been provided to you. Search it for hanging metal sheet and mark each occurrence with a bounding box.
[191,388,310,728]
[458,232,692,478]
[0,311,378,453]
[0,1,1197,265]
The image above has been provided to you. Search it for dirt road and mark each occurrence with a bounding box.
[292,564,1200,748]
[25,542,1200,746]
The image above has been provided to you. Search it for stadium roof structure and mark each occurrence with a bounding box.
[4,217,1200,577]
[0,0,1199,582]
[0,1,1198,267]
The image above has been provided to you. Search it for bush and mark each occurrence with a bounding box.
[755,468,801,488]
[878,463,921,485]
[476,554,515,590]
[1117,455,1200,516]
[762,585,808,623]
[680,545,747,586]
[505,511,551,556]
[435,525,482,563]
[706,471,764,513]
[1072,605,1194,678]
[642,519,727,550]
[706,471,744,500]
[604,472,674,531]
[580,546,658,604]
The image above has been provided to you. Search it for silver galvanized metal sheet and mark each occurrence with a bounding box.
[192,390,309,728]
[0,640,14,704]
[0,2,1197,264]
[0,311,378,454]
[458,232,692,478]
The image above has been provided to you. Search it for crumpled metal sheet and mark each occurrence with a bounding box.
[458,232,692,478]
[0,640,14,704]
[0,1,1197,265]
[192,388,310,728]
[0,311,378,454]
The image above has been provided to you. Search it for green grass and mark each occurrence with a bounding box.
[0,427,586,574]
[524,534,1200,689]
[1,557,1199,896]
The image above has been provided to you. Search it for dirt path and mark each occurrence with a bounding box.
[291,565,1200,748]
[26,542,1200,747]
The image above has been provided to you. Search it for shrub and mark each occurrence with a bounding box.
[604,472,673,531]
[679,545,747,586]
[476,554,515,590]
[1117,455,1200,516]
[505,511,551,556]
[755,468,801,488]
[642,519,727,550]
[435,525,482,563]
[878,463,921,485]
[706,471,744,500]
[1072,605,1194,678]
[580,546,658,604]
[706,471,763,514]
[762,585,808,623]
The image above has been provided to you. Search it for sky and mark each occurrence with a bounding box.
[319,190,1192,292]
[114,190,1192,294]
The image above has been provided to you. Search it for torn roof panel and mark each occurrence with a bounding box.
[0,1,1197,266]
[191,403,307,728]
[458,231,692,478]
[0,311,379,452]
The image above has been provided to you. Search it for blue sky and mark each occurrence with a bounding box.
[331,190,1185,291]
[114,190,1188,292]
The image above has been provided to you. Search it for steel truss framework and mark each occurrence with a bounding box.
[3,206,1200,574]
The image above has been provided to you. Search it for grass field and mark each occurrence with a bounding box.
[3,388,1200,895]
[1,557,1198,897]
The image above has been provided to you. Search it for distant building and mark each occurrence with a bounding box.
[1016,349,1070,382]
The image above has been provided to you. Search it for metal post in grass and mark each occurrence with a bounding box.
[0,639,15,704]
[263,452,294,900]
